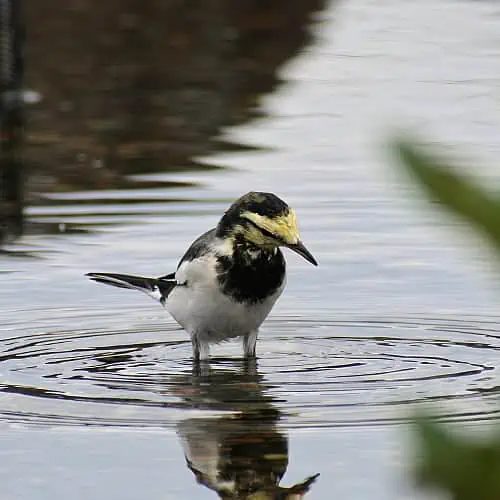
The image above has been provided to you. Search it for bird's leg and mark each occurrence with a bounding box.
[191,335,200,361]
[242,330,258,358]
[191,333,210,362]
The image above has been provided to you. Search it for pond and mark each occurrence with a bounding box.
[2,0,500,498]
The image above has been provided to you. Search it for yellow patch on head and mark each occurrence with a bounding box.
[241,209,299,246]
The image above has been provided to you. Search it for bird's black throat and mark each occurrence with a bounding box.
[216,239,285,304]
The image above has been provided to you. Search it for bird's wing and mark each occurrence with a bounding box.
[176,228,217,269]
[87,229,218,305]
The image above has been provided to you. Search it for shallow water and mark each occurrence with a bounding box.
[3,0,500,499]
[1,310,500,429]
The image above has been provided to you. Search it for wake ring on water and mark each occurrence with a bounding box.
[0,312,499,428]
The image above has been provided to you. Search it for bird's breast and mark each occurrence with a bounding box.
[216,247,286,304]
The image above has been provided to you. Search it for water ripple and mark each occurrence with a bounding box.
[0,310,499,428]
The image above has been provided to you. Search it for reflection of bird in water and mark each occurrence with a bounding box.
[179,413,319,499]
[173,360,319,499]
[87,192,317,361]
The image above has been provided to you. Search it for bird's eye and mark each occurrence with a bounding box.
[260,227,277,239]
[245,218,277,240]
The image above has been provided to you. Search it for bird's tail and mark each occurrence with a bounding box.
[86,272,176,306]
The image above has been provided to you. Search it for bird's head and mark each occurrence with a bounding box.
[216,192,318,266]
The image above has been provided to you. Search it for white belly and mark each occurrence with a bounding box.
[167,281,283,344]
[166,255,284,343]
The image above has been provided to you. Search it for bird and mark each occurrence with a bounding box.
[86,192,317,361]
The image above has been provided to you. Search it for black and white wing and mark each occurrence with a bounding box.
[86,229,217,305]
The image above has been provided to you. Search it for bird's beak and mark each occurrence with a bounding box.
[288,240,318,266]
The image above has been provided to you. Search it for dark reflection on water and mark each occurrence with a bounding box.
[0,1,24,245]
[0,0,328,244]
[175,363,319,499]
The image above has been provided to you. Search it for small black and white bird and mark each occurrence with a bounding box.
[86,192,317,361]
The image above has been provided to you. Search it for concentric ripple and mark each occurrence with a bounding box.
[1,309,500,428]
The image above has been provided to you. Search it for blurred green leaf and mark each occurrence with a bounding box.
[395,138,500,500]
[394,138,500,253]
[414,416,500,500]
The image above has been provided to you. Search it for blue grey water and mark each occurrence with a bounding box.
[2,0,500,499]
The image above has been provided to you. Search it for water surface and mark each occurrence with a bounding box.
[2,1,500,499]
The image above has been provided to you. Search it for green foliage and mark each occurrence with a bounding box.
[414,416,500,500]
[394,138,500,500]
[395,139,500,252]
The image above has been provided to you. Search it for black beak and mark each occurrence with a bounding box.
[288,240,318,266]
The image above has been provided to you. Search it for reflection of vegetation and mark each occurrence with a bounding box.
[0,0,24,245]
[174,362,319,499]
[394,138,500,500]
[2,1,329,244]
[25,0,327,193]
